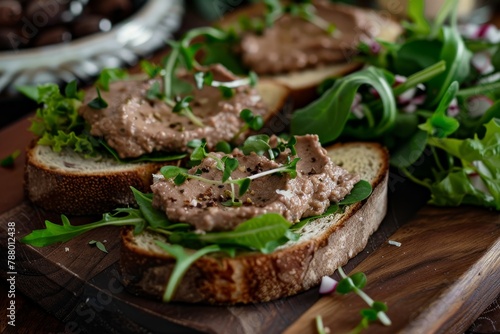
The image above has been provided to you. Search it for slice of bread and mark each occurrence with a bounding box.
[23,79,289,215]
[24,143,166,215]
[120,142,389,304]
[217,2,402,106]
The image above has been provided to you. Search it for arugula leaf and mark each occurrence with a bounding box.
[156,243,221,302]
[131,187,171,229]
[170,213,293,253]
[291,67,397,143]
[20,209,147,247]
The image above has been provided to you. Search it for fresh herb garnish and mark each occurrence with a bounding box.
[0,150,20,168]
[160,157,299,207]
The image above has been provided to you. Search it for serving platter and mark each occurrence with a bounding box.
[0,116,499,334]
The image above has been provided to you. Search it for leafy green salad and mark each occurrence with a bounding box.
[291,0,500,210]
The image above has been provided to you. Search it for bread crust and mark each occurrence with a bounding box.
[120,143,389,304]
[24,142,166,215]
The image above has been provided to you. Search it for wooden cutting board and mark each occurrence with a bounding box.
[0,117,499,334]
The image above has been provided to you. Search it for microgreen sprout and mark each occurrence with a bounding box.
[241,134,297,160]
[315,315,328,334]
[263,0,338,36]
[88,240,108,253]
[172,96,204,127]
[87,87,108,109]
[231,109,264,142]
[336,267,391,331]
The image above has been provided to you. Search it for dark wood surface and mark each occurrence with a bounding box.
[1,3,500,334]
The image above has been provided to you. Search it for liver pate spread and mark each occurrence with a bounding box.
[240,1,380,74]
[78,64,268,158]
[151,135,359,231]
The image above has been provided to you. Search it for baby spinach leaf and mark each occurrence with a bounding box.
[338,180,373,205]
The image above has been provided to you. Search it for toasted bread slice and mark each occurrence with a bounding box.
[24,143,167,215]
[23,80,290,215]
[120,142,389,304]
[217,2,402,106]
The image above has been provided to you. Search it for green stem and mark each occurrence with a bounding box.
[401,167,432,189]
[231,124,249,142]
[392,61,447,96]
[180,108,204,127]
[315,315,327,334]
[456,81,500,97]
[430,146,446,172]
[338,267,392,326]
[430,0,459,38]
[164,47,179,100]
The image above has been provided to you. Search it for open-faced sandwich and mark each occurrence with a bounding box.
[212,0,402,105]
[19,0,392,320]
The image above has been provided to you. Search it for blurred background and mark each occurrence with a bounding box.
[0,0,497,128]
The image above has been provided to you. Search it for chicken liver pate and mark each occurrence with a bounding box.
[151,135,359,231]
[78,64,268,158]
[240,1,384,74]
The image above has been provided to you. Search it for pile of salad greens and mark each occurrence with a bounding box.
[291,0,499,210]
